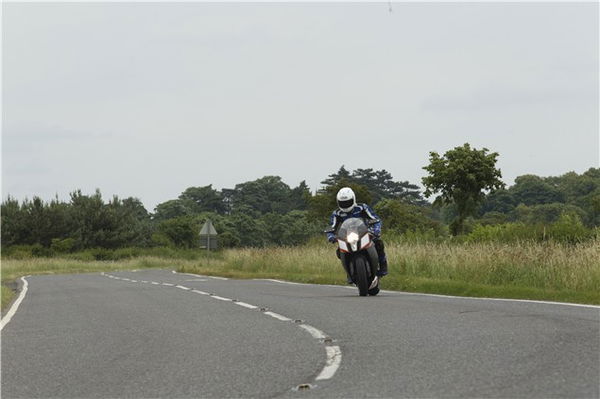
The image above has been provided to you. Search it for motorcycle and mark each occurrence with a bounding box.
[326,218,381,296]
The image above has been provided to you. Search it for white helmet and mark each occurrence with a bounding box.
[336,187,356,212]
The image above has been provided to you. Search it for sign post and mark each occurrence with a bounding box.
[199,219,218,251]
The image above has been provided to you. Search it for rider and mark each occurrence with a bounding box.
[327,187,388,283]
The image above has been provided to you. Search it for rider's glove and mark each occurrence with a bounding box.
[328,235,337,244]
[370,226,381,238]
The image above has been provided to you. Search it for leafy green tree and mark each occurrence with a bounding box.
[1,196,29,247]
[478,211,509,225]
[106,196,153,247]
[288,181,311,211]
[70,190,110,248]
[228,176,295,214]
[154,217,198,248]
[480,189,517,215]
[308,179,373,223]
[179,185,227,214]
[280,210,320,245]
[228,212,270,247]
[261,210,318,246]
[153,199,192,221]
[512,203,587,224]
[422,143,505,235]
[374,199,443,235]
[320,166,352,187]
[69,190,152,249]
[320,166,424,205]
[510,175,564,205]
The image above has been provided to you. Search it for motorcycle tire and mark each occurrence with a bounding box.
[354,256,369,296]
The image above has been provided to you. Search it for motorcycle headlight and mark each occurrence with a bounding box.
[347,232,359,245]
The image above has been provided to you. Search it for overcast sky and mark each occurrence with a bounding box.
[3,2,599,211]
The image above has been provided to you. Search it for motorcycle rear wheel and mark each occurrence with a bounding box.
[354,256,369,296]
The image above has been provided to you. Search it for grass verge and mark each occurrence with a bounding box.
[2,240,599,310]
[0,256,217,312]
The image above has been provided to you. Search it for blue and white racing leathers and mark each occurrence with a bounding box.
[327,203,387,267]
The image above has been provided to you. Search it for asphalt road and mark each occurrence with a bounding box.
[2,269,598,398]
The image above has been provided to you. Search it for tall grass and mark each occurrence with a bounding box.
[180,240,600,304]
[2,240,599,308]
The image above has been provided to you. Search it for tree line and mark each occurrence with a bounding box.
[2,144,599,253]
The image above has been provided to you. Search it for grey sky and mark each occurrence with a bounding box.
[3,2,598,211]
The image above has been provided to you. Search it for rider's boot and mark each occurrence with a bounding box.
[346,273,353,284]
[377,260,388,277]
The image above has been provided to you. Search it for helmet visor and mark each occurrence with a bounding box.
[337,198,354,210]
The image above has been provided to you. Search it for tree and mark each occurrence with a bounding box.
[422,143,504,235]
[153,199,192,221]
[373,199,443,235]
[510,175,564,205]
[154,217,198,248]
[480,189,517,215]
[228,176,295,214]
[288,181,311,211]
[308,179,373,222]
[319,166,425,205]
[179,185,227,214]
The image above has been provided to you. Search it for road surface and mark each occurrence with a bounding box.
[2,269,598,398]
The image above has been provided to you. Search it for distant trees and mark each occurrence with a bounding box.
[320,166,424,205]
[480,167,600,227]
[422,143,505,235]
[2,159,598,252]
[374,199,443,235]
[1,191,152,251]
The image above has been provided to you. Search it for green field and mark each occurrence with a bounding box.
[2,239,599,312]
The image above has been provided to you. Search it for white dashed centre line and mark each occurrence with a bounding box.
[299,324,327,340]
[103,272,342,384]
[211,295,232,302]
[264,311,292,322]
[235,302,258,310]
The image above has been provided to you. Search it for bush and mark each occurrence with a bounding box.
[2,245,36,259]
[30,244,54,257]
[466,212,594,244]
[50,238,75,253]
[546,212,594,243]
[374,199,444,235]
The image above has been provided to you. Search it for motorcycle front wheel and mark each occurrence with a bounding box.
[354,256,369,296]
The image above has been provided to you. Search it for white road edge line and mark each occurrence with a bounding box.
[264,311,292,321]
[1,276,30,331]
[299,324,327,340]
[162,283,174,286]
[258,277,600,310]
[208,276,229,281]
[175,285,191,290]
[256,279,303,286]
[380,290,600,309]
[316,346,342,381]
[191,289,209,295]
[183,273,205,277]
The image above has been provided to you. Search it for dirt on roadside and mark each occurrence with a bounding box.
[1,279,21,318]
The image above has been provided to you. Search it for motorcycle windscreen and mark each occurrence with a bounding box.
[337,218,369,239]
